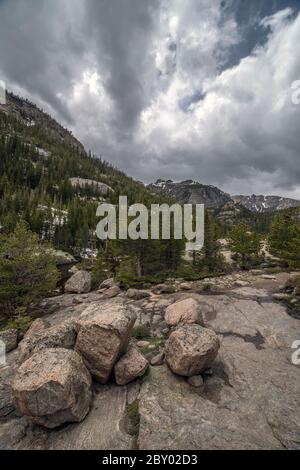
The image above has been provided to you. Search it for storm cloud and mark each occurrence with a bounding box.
[0,0,300,197]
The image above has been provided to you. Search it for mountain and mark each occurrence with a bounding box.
[148,179,232,207]
[232,195,300,213]
[0,92,169,253]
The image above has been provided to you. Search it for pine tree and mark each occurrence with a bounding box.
[269,213,300,268]
[229,223,261,270]
[0,220,59,317]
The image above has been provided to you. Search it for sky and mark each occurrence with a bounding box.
[0,0,300,197]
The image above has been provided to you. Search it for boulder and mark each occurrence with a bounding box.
[165,324,220,377]
[114,346,148,385]
[0,329,18,353]
[65,270,91,294]
[179,282,192,291]
[99,278,117,290]
[18,320,77,364]
[126,289,151,300]
[165,298,204,327]
[12,348,92,429]
[102,286,121,299]
[75,303,136,383]
[24,318,50,339]
[0,366,16,417]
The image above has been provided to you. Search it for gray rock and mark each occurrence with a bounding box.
[99,278,117,289]
[12,348,92,429]
[18,320,77,364]
[24,318,50,339]
[187,375,204,388]
[150,352,165,366]
[0,329,18,353]
[75,302,136,383]
[102,286,121,298]
[114,346,148,385]
[126,289,151,300]
[165,324,220,377]
[65,270,91,294]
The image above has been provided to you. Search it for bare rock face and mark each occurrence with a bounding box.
[75,302,136,383]
[12,348,92,429]
[18,321,77,364]
[165,298,204,327]
[65,270,91,294]
[165,324,220,377]
[0,329,18,353]
[24,319,50,339]
[114,346,148,385]
[126,289,151,300]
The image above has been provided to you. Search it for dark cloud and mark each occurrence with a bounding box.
[0,0,300,197]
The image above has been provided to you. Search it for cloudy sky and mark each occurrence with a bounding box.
[1,0,300,197]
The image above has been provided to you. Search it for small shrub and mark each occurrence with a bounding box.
[126,400,140,437]
[4,315,34,333]
[132,325,151,340]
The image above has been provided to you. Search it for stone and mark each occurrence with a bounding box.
[114,346,148,385]
[12,348,92,429]
[261,275,276,280]
[24,318,50,339]
[152,284,176,294]
[18,320,77,364]
[137,341,150,348]
[165,324,220,377]
[102,286,121,298]
[150,351,165,366]
[65,270,91,294]
[0,366,16,417]
[0,329,18,353]
[75,302,136,383]
[179,282,192,291]
[187,375,204,388]
[126,289,151,300]
[100,278,117,289]
[234,280,249,287]
[165,298,204,327]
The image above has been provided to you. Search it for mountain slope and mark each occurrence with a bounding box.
[232,195,300,213]
[148,179,232,207]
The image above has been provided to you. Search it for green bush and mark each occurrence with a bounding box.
[132,325,151,340]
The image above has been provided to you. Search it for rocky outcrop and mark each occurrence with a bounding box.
[0,329,18,353]
[126,289,151,300]
[18,321,77,364]
[75,302,136,383]
[12,348,92,429]
[165,324,220,376]
[65,270,91,294]
[114,346,148,385]
[165,298,203,327]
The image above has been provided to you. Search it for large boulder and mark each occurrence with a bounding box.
[165,324,220,377]
[65,270,91,294]
[24,318,50,339]
[126,289,151,300]
[165,298,204,327]
[18,320,77,364]
[75,303,136,383]
[0,329,18,353]
[114,346,148,385]
[12,348,92,429]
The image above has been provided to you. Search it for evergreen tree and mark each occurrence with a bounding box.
[229,223,261,270]
[0,221,59,317]
[269,213,300,268]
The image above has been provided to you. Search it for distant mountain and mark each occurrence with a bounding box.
[148,179,232,208]
[232,195,300,213]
